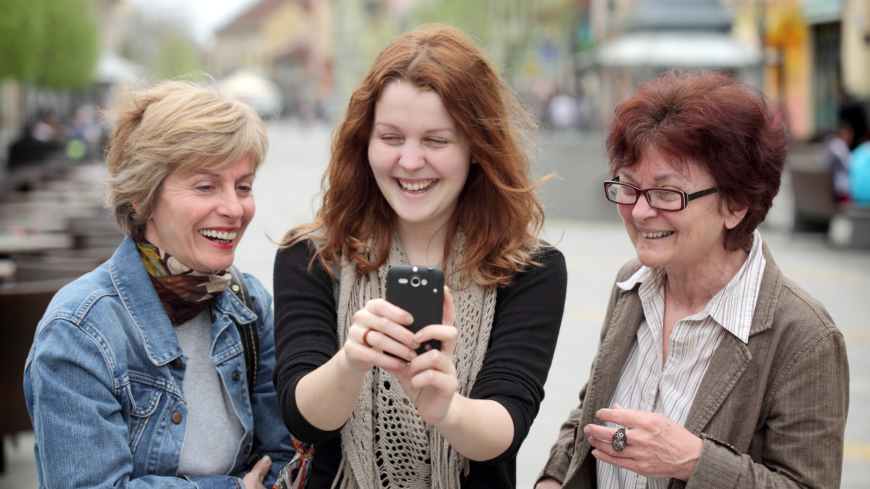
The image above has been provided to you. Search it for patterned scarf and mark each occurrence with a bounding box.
[136,240,231,326]
[334,233,497,489]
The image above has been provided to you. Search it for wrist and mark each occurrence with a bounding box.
[678,434,704,481]
[433,392,464,431]
[336,345,373,377]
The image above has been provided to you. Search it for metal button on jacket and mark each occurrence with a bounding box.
[172,412,182,424]
[232,372,240,381]
[170,358,182,368]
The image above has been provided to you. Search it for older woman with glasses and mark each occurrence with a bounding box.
[536,70,849,489]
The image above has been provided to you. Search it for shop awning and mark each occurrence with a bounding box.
[596,32,762,68]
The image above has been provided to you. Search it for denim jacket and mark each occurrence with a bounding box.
[24,237,295,488]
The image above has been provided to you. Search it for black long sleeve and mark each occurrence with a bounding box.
[273,240,567,488]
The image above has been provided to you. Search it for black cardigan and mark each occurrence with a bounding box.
[272,241,567,488]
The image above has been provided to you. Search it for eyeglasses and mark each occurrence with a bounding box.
[603,176,718,211]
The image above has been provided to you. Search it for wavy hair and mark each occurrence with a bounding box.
[285,24,547,289]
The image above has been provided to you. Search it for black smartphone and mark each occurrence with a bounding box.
[385,265,445,355]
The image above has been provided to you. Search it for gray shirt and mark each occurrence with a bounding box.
[175,309,245,478]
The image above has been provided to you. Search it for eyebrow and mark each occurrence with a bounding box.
[620,171,686,186]
[189,171,256,179]
[373,122,456,134]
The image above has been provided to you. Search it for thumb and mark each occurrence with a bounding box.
[442,286,456,326]
[252,455,272,481]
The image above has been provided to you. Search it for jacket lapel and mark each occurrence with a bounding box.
[578,286,646,458]
[683,242,780,435]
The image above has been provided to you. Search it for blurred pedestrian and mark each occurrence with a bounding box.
[822,103,867,202]
[24,81,296,489]
[536,70,848,489]
[272,24,567,489]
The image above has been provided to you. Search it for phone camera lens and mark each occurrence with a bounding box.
[410,276,421,287]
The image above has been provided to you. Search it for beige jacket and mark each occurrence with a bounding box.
[539,243,849,488]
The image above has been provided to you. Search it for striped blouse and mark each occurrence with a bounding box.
[597,230,766,489]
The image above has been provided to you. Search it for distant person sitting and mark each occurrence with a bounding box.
[822,104,868,203]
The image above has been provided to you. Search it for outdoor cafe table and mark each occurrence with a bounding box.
[0,232,73,256]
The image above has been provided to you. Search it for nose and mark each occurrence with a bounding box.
[218,188,245,221]
[398,143,426,173]
[631,193,659,221]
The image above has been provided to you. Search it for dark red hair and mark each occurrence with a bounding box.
[284,24,546,288]
[606,70,788,250]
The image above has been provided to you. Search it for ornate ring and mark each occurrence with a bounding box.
[362,327,373,348]
[611,428,627,452]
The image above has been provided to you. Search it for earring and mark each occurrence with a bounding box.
[732,221,736,225]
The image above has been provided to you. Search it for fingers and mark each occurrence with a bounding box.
[591,447,638,473]
[584,423,622,444]
[366,298,414,326]
[412,324,458,356]
[442,286,456,326]
[409,360,458,394]
[251,455,271,481]
[596,405,642,429]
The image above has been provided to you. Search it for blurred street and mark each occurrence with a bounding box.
[3,120,869,488]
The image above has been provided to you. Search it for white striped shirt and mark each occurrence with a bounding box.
[597,230,766,489]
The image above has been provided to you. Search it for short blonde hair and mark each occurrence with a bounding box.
[105,80,268,240]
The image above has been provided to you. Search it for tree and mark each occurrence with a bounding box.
[0,0,45,81]
[0,0,99,88]
[152,34,203,81]
[36,0,100,89]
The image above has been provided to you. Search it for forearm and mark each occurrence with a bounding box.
[295,348,369,431]
[435,394,514,462]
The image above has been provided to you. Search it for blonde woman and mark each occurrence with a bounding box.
[24,81,295,489]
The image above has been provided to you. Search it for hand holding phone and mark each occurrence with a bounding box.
[385,265,444,355]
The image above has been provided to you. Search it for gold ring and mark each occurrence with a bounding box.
[362,327,373,348]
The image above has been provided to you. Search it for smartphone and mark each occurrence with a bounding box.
[385,265,444,355]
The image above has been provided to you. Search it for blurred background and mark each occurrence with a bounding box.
[2,0,870,487]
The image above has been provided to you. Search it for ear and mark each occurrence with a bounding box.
[131,201,146,219]
[725,203,748,230]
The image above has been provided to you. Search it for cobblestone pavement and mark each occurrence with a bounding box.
[3,120,868,488]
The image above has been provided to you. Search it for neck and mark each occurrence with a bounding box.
[663,246,749,313]
[395,220,450,267]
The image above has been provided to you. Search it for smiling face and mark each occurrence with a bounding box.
[140,156,255,273]
[368,81,472,236]
[616,147,739,272]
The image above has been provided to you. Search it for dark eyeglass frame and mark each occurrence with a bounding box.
[603,176,718,211]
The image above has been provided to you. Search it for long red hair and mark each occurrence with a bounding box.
[284,24,548,289]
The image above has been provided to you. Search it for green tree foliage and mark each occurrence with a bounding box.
[0,0,99,88]
[0,0,44,81]
[153,34,203,82]
[37,0,100,88]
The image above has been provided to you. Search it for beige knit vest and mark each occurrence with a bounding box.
[333,234,497,489]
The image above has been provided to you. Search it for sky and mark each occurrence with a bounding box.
[128,0,260,43]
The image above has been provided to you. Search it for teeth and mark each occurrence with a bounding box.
[642,231,674,239]
[399,179,437,191]
[199,229,237,240]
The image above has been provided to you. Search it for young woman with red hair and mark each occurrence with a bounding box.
[272,25,567,489]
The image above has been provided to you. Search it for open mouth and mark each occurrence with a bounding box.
[199,229,237,244]
[397,178,438,193]
[641,231,674,239]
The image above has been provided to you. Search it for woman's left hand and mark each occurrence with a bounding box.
[585,403,704,482]
[384,287,459,427]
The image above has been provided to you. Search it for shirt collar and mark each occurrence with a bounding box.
[616,230,766,344]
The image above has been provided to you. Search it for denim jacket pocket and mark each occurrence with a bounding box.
[126,380,164,454]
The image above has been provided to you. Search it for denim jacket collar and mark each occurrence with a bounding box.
[108,237,257,367]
